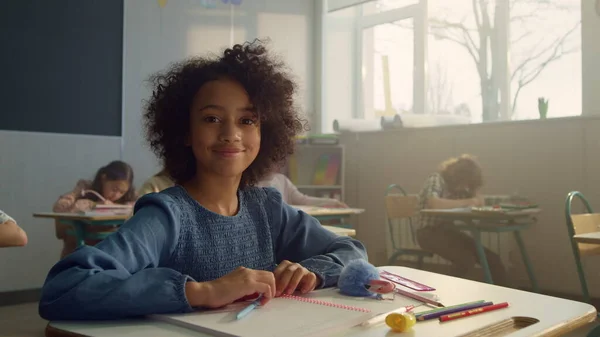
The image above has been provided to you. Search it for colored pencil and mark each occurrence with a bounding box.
[393,287,444,307]
[415,300,486,318]
[439,302,509,322]
[418,301,492,321]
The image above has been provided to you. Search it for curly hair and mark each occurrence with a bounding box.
[143,39,305,187]
[438,154,483,197]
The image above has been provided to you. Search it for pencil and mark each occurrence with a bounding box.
[393,287,444,307]
[439,302,509,322]
[415,300,486,318]
[418,301,492,321]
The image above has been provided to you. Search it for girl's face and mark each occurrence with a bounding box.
[188,78,260,182]
[101,178,130,202]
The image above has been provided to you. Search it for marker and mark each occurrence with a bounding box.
[415,300,486,319]
[439,302,509,322]
[418,301,492,321]
[235,295,263,320]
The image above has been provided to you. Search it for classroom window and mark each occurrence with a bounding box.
[320,0,582,131]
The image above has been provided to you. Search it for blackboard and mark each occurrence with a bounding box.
[0,0,123,136]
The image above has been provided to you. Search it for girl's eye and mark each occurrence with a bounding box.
[241,118,257,125]
[204,116,220,123]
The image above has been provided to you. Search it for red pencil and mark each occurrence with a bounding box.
[439,302,509,322]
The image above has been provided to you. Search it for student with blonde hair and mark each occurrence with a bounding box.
[416,154,508,286]
[0,210,27,247]
[137,169,175,196]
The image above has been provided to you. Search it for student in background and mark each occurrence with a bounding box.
[53,160,137,258]
[138,169,175,196]
[0,210,27,247]
[39,40,367,321]
[257,172,348,208]
[416,154,508,286]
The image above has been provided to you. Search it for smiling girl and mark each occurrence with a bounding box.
[39,40,368,320]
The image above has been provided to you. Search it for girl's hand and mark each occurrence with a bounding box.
[100,199,114,205]
[323,199,349,208]
[273,260,319,296]
[185,267,276,308]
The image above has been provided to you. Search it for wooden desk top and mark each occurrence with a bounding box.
[574,232,600,244]
[33,212,129,221]
[322,225,356,237]
[421,207,541,220]
[34,206,365,222]
[292,206,365,217]
[46,266,595,337]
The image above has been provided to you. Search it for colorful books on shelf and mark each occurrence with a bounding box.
[312,154,340,186]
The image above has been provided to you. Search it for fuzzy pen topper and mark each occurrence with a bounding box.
[338,260,395,300]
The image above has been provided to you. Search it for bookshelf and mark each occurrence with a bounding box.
[284,138,345,202]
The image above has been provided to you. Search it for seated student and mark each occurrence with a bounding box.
[52,160,137,258]
[257,172,348,208]
[138,169,175,196]
[416,154,508,286]
[38,40,368,321]
[0,210,27,247]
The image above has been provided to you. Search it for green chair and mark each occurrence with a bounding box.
[565,191,600,304]
[385,184,433,268]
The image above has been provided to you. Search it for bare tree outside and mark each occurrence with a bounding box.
[385,0,581,121]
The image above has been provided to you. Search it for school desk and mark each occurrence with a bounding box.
[420,208,541,292]
[293,205,365,222]
[44,266,596,337]
[33,211,356,248]
[574,232,600,245]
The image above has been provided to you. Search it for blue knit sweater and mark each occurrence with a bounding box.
[39,186,368,320]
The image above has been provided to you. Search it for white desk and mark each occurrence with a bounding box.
[574,232,600,245]
[46,266,595,337]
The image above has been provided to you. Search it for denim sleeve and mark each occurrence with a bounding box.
[38,193,194,321]
[266,188,368,288]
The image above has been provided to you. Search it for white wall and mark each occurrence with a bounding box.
[122,0,316,188]
[0,131,121,292]
[0,0,315,293]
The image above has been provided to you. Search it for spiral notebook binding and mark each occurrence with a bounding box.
[281,294,372,313]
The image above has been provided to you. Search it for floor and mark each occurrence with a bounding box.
[0,302,46,337]
[0,301,599,337]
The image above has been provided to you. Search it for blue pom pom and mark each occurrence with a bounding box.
[338,259,380,297]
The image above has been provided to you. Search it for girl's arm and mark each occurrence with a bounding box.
[53,180,95,213]
[0,211,27,247]
[39,194,192,321]
[267,189,368,289]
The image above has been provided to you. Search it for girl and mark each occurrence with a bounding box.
[39,40,367,321]
[137,169,175,196]
[53,160,137,213]
[53,160,137,258]
[0,210,27,247]
[416,154,508,286]
[257,172,348,208]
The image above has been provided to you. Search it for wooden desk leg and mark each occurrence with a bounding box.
[471,229,494,284]
[514,230,540,293]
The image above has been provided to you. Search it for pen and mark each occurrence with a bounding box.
[235,294,263,320]
[393,287,444,308]
[415,300,486,318]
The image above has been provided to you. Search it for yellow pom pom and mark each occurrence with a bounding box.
[385,312,416,332]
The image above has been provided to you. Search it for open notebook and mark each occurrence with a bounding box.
[150,287,420,337]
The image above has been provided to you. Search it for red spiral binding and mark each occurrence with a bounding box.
[281,294,371,313]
